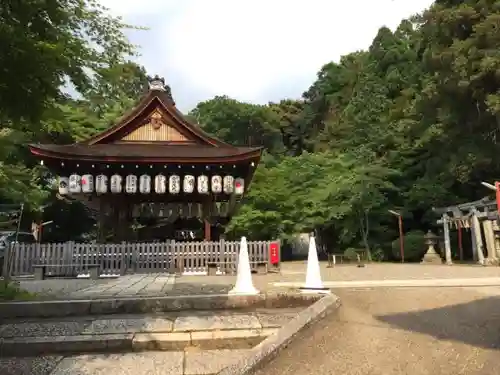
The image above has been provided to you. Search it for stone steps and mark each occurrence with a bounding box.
[0,327,278,357]
[0,309,297,357]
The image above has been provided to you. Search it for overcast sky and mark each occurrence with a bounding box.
[99,0,434,112]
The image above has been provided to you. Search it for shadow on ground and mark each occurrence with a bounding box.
[375,295,500,350]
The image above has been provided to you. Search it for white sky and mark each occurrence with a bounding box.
[99,0,434,112]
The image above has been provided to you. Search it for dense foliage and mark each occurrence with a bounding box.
[1,0,499,260]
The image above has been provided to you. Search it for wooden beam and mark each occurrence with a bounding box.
[433,197,494,215]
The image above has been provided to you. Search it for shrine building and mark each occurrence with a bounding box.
[29,76,262,242]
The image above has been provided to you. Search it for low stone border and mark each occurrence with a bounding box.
[0,293,321,319]
[0,328,279,357]
[218,293,341,375]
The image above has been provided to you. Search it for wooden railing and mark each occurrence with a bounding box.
[5,240,280,277]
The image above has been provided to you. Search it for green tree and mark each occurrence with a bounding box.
[190,96,284,153]
[0,0,138,125]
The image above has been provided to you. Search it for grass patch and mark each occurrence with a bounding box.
[0,281,37,301]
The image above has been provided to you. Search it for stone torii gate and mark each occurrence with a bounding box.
[433,197,500,266]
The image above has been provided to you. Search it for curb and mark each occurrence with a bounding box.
[217,293,341,375]
[0,293,321,319]
[0,328,279,357]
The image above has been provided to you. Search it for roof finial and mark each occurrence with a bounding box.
[148,75,165,91]
[147,75,175,104]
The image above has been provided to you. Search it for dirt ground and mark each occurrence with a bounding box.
[255,286,500,375]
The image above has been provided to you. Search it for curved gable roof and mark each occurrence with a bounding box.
[83,87,231,147]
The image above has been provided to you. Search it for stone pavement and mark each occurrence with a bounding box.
[18,274,176,300]
[0,309,299,374]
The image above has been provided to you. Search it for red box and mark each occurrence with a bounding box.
[269,242,280,264]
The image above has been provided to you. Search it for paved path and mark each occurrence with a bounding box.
[15,262,500,300]
[256,286,500,375]
[274,277,500,288]
[9,263,500,374]
[18,274,176,299]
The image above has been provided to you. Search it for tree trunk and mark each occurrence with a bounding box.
[359,209,372,262]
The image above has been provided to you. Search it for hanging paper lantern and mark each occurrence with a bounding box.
[58,177,69,195]
[81,174,93,193]
[223,175,234,194]
[95,174,108,194]
[125,175,137,193]
[68,174,81,194]
[183,175,195,193]
[211,175,222,194]
[139,174,151,194]
[110,174,123,193]
[234,178,245,195]
[154,174,167,194]
[169,175,180,194]
[197,175,209,194]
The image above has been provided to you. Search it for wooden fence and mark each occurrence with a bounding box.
[5,240,279,278]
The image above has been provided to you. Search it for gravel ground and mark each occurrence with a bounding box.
[255,287,500,375]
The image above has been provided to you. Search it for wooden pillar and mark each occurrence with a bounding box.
[457,221,464,261]
[492,220,500,258]
[97,199,106,243]
[204,220,211,241]
[442,214,453,265]
[483,220,497,264]
[471,211,485,265]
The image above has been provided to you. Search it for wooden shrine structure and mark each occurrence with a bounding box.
[29,76,263,242]
[433,197,500,265]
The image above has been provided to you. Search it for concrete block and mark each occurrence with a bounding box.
[174,314,262,332]
[132,332,191,351]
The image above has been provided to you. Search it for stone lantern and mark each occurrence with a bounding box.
[421,230,443,264]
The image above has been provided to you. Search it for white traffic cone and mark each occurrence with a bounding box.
[229,236,259,295]
[300,235,330,294]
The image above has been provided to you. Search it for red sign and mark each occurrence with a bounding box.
[496,182,500,214]
[269,242,280,264]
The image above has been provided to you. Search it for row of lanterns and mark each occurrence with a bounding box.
[58,174,245,195]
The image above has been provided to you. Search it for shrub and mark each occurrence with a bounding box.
[391,230,427,262]
[0,281,36,301]
[343,248,362,261]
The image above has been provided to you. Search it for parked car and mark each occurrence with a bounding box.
[0,231,36,275]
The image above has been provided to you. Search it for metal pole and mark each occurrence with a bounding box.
[398,215,404,263]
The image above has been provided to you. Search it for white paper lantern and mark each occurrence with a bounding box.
[125,175,137,193]
[169,175,180,194]
[110,174,122,193]
[81,174,93,193]
[139,174,151,194]
[197,175,209,194]
[58,177,69,195]
[95,174,108,194]
[211,175,222,194]
[68,174,81,194]
[223,175,234,194]
[154,174,167,194]
[183,175,195,193]
[234,178,245,195]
